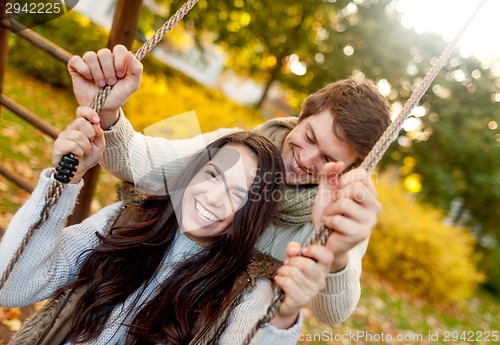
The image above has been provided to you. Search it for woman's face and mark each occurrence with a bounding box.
[180,144,258,245]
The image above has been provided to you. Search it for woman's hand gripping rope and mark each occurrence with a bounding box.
[52,107,106,184]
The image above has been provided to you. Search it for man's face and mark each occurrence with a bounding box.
[281,110,358,185]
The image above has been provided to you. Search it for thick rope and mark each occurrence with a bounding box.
[0,182,64,286]
[362,0,487,173]
[242,225,331,344]
[92,0,200,113]
[243,1,487,343]
[0,0,199,289]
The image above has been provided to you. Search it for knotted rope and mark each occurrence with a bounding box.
[92,0,200,113]
[0,182,64,286]
[243,1,487,343]
[361,0,487,173]
[0,0,199,289]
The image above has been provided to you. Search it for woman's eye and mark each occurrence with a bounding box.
[306,132,313,143]
[206,170,217,179]
[232,192,245,201]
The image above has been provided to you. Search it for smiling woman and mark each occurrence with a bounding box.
[56,131,287,344]
[180,144,258,245]
[0,125,332,344]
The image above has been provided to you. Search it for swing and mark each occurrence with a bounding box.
[0,0,488,343]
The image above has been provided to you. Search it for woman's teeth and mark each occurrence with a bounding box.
[195,201,220,223]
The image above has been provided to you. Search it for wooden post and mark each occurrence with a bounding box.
[0,0,10,98]
[68,0,143,224]
[108,0,144,49]
[1,18,72,63]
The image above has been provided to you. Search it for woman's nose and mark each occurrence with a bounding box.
[204,184,227,207]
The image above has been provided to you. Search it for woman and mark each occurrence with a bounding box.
[0,107,330,344]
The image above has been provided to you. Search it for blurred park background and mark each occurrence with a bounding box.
[0,0,499,344]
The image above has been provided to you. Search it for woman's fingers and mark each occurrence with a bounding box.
[82,51,106,88]
[67,55,93,81]
[113,44,129,78]
[97,48,117,85]
[66,116,97,142]
[52,130,91,165]
[75,106,100,123]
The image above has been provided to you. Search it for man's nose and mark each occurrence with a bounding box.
[300,148,321,173]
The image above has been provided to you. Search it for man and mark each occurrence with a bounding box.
[67,45,391,324]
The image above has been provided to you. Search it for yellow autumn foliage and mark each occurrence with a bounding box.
[364,173,483,304]
[123,73,264,137]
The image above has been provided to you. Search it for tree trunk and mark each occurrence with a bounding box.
[256,55,283,110]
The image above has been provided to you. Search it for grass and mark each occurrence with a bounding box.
[301,273,500,344]
[0,66,121,229]
[1,66,499,344]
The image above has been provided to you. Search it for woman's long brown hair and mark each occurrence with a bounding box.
[62,131,284,344]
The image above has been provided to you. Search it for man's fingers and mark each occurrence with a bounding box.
[338,167,377,197]
[323,197,376,226]
[323,214,372,241]
[319,162,344,187]
[330,182,381,214]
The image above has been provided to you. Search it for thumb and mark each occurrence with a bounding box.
[286,242,302,258]
[319,162,344,189]
[126,51,143,78]
[313,162,345,227]
[92,122,106,152]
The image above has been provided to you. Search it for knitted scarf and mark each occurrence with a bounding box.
[252,117,317,226]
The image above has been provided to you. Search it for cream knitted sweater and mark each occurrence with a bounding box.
[0,169,303,345]
[100,112,365,324]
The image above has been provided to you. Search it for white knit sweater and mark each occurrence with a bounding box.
[100,111,365,324]
[0,169,302,345]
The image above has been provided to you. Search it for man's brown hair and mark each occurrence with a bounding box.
[299,77,391,166]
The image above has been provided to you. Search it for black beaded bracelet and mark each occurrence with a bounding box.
[54,154,79,183]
